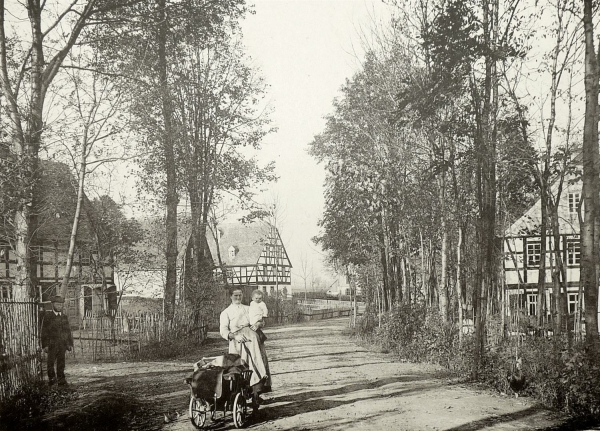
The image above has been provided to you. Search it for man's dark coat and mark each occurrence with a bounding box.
[41,311,73,383]
[41,311,73,349]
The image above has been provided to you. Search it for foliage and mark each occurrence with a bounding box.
[0,380,77,430]
[358,307,600,420]
[373,304,459,366]
[264,296,304,325]
[86,195,144,264]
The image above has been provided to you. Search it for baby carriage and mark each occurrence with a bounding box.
[185,352,259,429]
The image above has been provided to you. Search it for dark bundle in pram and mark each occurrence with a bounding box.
[187,353,249,400]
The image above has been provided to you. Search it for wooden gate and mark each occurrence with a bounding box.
[0,300,41,399]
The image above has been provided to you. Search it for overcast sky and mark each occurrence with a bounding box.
[240,0,393,285]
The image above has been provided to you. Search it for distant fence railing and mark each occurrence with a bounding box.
[297,299,366,314]
[301,307,352,321]
[0,301,41,400]
[69,309,207,361]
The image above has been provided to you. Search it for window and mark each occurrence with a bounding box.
[527,294,537,316]
[527,242,541,267]
[569,193,580,214]
[0,284,12,300]
[567,240,581,265]
[0,246,8,262]
[228,246,236,259]
[568,293,579,314]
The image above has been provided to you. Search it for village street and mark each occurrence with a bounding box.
[58,317,573,431]
[34,318,575,431]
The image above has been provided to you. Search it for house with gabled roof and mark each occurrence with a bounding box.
[206,222,292,297]
[0,160,118,320]
[502,156,600,331]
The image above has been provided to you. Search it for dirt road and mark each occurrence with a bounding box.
[142,318,563,431]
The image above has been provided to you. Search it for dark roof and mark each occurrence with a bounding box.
[34,160,94,243]
[1,160,94,245]
[206,222,272,266]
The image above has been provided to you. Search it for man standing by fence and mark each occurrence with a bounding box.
[41,295,73,386]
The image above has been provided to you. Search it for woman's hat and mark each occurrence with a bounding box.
[50,295,65,303]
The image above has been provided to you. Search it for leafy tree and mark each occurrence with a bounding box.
[171,32,276,299]
[90,0,249,318]
[0,0,139,300]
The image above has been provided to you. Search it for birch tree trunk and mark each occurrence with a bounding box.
[439,179,448,321]
[457,226,464,343]
[58,140,87,299]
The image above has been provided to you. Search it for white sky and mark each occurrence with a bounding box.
[239,0,394,284]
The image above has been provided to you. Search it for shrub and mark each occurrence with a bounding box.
[355,306,600,422]
[370,304,459,366]
[264,296,304,325]
[0,380,78,430]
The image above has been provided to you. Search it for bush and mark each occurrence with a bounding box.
[264,296,304,325]
[370,304,459,367]
[0,381,78,430]
[356,305,600,421]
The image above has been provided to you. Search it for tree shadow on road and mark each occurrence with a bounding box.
[246,377,445,426]
[151,375,443,430]
[272,374,435,403]
[443,406,550,431]
[269,349,376,363]
[272,362,391,376]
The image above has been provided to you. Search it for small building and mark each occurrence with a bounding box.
[206,222,292,298]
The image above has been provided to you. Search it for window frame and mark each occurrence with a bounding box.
[568,293,579,315]
[566,240,581,266]
[526,242,541,267]
[0,284,12,300]
[527,293,537,316]
[569,192,581,214]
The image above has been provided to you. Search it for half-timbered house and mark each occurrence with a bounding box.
[502,166,600,330]
[206,222,292,297]
[0,161,117,320]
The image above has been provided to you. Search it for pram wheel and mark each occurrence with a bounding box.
[232,392,248,428]
[189,396,210,429]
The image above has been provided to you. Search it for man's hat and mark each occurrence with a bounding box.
[50,295,65,303]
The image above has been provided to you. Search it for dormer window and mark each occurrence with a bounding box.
[228,246,237,259]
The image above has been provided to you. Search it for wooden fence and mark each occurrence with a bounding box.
[296,298,366,314]
[301,307,352,321]
[0,301,41,400]
[69,309,207,361]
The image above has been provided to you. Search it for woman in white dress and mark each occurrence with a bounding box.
[219,287,272,394]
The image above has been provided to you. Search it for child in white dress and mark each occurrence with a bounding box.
[249,289,268,326]
[249,289,268,342]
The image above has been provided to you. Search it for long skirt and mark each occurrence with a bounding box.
[229,326,272,392]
